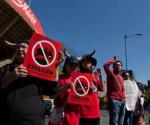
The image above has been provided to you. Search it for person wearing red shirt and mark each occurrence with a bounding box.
[103,56,125,125]
[79,55,103,125]
[49,56,80,125]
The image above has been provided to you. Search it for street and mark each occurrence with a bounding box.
[45,109,109,125]
[45,109,150,125]
[100,110,109,125]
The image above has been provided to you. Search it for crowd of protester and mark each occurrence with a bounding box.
[0,39,149,125]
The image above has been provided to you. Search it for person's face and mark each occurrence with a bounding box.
[65,62,78,74]
[16,42,28,59]
[123,73,130,80]
[113,61,122,72]
[82,59,94,70]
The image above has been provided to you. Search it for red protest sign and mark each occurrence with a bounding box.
[23,32,62,81]
[67,72,92,105]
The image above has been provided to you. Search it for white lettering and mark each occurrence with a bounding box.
[12,0,37,24]
[12,0,24,7]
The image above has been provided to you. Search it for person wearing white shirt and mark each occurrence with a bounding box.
[122,72,140,125]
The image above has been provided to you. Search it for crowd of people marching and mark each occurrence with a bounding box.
[0,39,148,125]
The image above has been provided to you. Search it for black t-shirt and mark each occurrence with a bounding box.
[0,64,58,125]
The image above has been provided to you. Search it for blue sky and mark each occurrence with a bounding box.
[30,0,150,84]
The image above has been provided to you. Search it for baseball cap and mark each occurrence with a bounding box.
[65,56,78,64]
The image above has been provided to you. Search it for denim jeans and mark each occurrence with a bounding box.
[124,110,133,125]
[108,99,125,125]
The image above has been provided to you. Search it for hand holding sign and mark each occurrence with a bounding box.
[65,82,74,89]
[14,64,28,78]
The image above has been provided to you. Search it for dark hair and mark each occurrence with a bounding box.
[122,71,130,77]
[65,56,78,64]
[18,39,30,45]
[113,60,123,67]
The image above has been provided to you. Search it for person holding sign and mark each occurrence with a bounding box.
[79,49,103,125]
[0,40,59,125]
[103,56,125,125]
[49,56,80,125]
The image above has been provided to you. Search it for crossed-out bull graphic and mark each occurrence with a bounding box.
[75,82,89,94]
[35,47,53,65]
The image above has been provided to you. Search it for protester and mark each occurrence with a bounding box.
[122,71,140,125]
[0,40,59,125]
[133,84,146,125]
[79,50,103,125]
[49,56,80,125]
[103,56,125,125]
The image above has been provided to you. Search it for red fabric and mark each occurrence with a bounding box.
[53,74,80,125]
[103,59,125,101]
[80,74,102,118]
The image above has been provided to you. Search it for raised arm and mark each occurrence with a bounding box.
[103,58,116,75]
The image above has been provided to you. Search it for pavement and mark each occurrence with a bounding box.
[45,109,109,125]
[100,109,150,125]
[100,109,109,125]
[45,109,149,125]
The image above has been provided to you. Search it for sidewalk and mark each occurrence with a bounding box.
[45,110,110,125]
[100,109,109,125]
[45,109,149,125]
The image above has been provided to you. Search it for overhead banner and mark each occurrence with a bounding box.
[67,72,92,105]
[6,0,45,35]
[23,32,62,81]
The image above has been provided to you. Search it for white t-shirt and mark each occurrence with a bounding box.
[124,80,140,111]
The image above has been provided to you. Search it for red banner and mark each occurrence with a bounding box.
[6,0,44,35]
[67,72,92,105]
[23,32,62,81]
